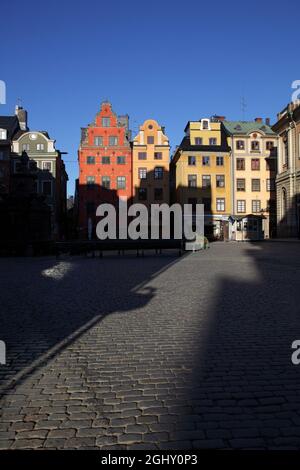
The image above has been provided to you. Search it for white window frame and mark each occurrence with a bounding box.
[237,200,246,213]
[42,161,52,172]
[0,129,7,140]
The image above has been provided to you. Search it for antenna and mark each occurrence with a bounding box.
[17,97,22,107]
[241,96,247,121]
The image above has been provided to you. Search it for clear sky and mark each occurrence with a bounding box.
[1,0,299,195]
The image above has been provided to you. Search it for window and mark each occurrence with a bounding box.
[195,137,203,145]
[102,156,110,164]
[86,202,95,215]
[216,175,225,188]
[216,156,224,166]
[117,176,126,189]
[154,166,163,179]
[209,138,217,145]
[202,156,210,166]
[42,161,52,171]
[102,176,110,189]
[236,140,245,150]
[252,200,261,213]
[109,136,118,146]
[284,136,289,166]
[102,117,110,127]
[0,151,5,160]
[202,120,209,129]
[138,188,147,201]
[147,136,154,144]
[251,158,260,170]
[266,178,275,191]
[202,175,211,188]
[252,178,260,191]
[236,158,245,170]
[216,198,225,212]
[188,156,196,166]
[22,143,30,151]
[37,143,45,151]
[237,178,245,191]
[251,140,260,151]
[154,188,163,201]
[117,156,125,164]
[282,188,287,218]
[237,200,246,213]
[138,168,147,179]
[86,176,95,186]
[154,152,162,160]
[94,136,103,146]
[0,129,7,140]
[42,181,52,196]
[188,175,197,188]
[87,156,95,164]
[266,141,274,150]
[138,152,147,160]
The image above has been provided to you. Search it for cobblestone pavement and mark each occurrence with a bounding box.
[1,242,300,450]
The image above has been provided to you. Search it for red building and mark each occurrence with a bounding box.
[78,101,132,239]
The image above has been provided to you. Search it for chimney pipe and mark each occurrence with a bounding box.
[15,105,28,131]
[265,117,270,126]
[255,117,263,123]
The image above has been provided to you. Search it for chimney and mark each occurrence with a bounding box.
[265,117,271,126]
[212,115,226,122]
[255,117,263,123]
[15,105,28,131]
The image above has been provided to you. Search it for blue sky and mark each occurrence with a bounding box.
[1,0,299,195]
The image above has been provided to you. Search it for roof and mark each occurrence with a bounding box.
[177,135,231,153]
[223,121,276,136]
[13,130,51,141]
[0,116,20,145]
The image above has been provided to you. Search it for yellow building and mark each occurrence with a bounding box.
[223,119,278,240]
[132,119,170,207]
[170,117,232,240]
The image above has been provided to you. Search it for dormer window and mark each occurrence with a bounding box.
[201,119,210,130]
[0,129,7,140]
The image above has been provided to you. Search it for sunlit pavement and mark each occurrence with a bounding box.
[0,242,300,449]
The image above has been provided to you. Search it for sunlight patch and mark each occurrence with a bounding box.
[41,262,73,280]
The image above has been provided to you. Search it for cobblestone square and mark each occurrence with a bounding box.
[0,242,300,449]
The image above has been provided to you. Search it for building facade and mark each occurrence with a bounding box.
[132,119,170,208]
[171,117,232,240]
[272,101,300,238]
[0,107,24,195]
[12,126,68,240]
[224,119,278,240]
[78,101,132,239]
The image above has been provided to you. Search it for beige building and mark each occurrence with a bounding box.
[132,119,170,207]
[272,101,300,238]
[170,117,232,240]
[224,119,278,240]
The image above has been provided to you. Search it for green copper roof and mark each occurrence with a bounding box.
[223,120,276,136]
